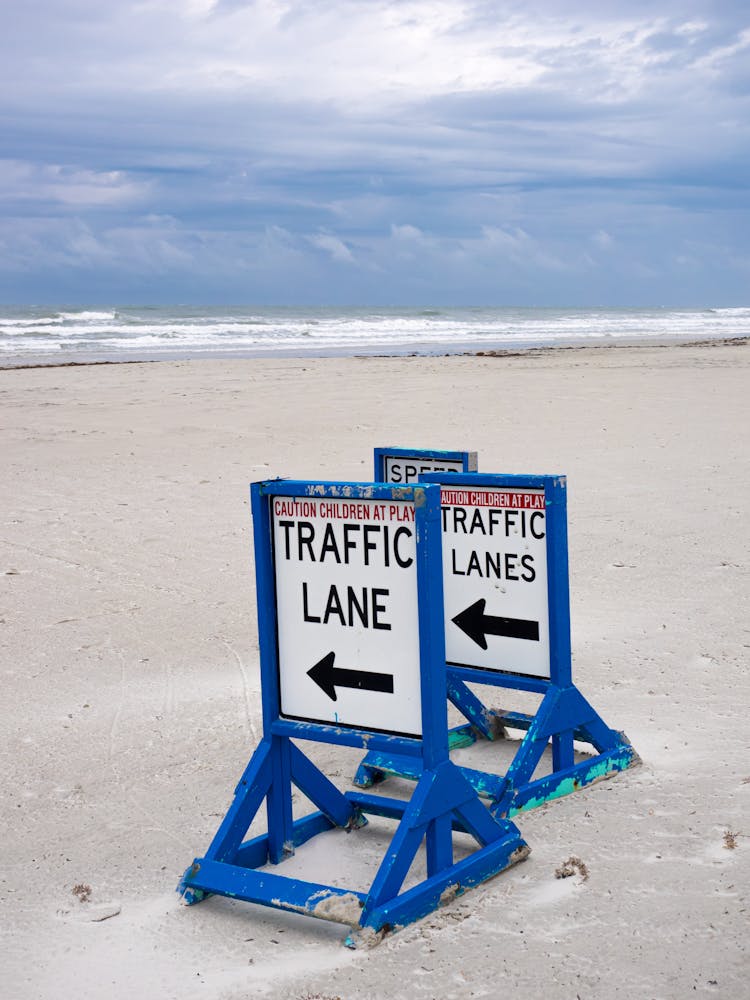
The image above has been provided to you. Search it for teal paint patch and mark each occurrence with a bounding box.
[509,776,580,815]
[472,775,501,797]
[448,728,477,750]
[507,749,639,816]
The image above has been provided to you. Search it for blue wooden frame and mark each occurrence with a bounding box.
[353,472,639,818]
[373,447,478,483]
[178,480,529,945]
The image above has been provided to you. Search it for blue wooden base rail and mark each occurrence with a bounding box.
[353,680,641,817]
[178,740,529,946]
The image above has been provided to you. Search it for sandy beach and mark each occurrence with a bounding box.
[2,342,748,999]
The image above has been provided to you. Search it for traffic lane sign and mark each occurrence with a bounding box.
[440,486,551,678]
[272,497,423,736]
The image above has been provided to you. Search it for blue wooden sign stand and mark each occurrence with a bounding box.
[178,481,529,944]
[353,473,639,819]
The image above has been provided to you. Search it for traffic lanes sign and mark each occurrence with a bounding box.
[439,484,551,679]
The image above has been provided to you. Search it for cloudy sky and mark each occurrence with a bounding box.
[1,1,749,305]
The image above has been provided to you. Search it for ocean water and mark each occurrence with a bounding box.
[0,305,748,366]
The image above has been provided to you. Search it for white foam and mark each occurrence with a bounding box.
[0,306,748,361]
[58,310,117,321]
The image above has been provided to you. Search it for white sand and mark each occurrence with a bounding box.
[2,343,748,999]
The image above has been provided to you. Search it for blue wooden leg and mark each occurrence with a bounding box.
[447,674,503,741]
[352,759,387,789]
[290,743,362,829]
[267,736,294,864]
[426,815,453,877]
[552,729,575,771]
[204,740,273,864]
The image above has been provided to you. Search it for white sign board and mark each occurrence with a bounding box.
[272,496,422,735]
[441,486,550,679]
[383,455,467,483]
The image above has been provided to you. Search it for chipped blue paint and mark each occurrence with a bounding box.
[302,481,378,499]
[504,746,640,817]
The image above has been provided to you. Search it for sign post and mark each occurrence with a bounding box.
[373,446,500,742]
[179,480,529,944]
[354,473,638,817]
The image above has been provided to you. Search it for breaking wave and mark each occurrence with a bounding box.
[0,305,747,364]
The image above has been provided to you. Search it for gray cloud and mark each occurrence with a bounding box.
[1,1,748,303]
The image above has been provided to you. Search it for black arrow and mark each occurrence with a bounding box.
[452,598,539,650]
[306,651,394,702]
